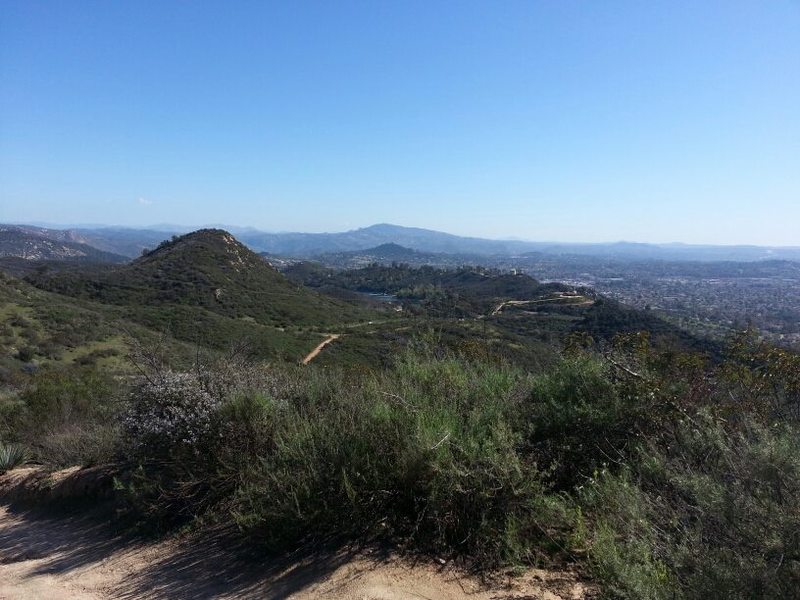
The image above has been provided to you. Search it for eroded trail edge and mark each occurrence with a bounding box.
[0,485,594,599]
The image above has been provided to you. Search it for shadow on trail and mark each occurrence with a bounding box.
[0,503,391,599]
[0,505,125,572]
[113,538,371,600]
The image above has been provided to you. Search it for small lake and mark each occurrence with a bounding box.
[359,292,400,303]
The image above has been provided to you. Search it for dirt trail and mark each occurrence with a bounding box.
[490,296,594,316]
[301,334,341,365]
[0,503,593,599]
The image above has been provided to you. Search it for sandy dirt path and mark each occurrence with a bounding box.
[0,503,593,600]
[301,334,341,365]
[490,297,593,316]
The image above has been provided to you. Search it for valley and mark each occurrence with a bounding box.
[1,223,798,600]
[4,222,798,354]
[1,226,719,375]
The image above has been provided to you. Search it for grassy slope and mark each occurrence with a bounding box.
[0,272,198,373]
[11,230,400,365]
[0,271,357,371]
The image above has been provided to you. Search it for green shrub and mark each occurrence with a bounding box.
[523,357,656,488]
[119,353,573,567]
[0,323,14,340]
[10,366,119,466]
[105,337,800,592]
[16,346,35,362]
[20,367,114,428]
[0,441,28,473]
[582,413,800,599]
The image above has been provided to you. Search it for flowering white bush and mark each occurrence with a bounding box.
[123,372,222,453]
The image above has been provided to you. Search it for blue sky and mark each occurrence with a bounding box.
[1,1,798,244]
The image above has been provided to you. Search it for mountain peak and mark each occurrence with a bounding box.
[359,223,418,234]
[135,228,265,272]
[35,228,365,329]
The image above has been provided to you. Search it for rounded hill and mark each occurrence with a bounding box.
[31,229,369,329]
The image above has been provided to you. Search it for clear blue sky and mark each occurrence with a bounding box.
[1,1,798,245]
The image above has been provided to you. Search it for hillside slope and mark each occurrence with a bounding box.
[29,229,370,329]
[287,262,716,354]
[0,226,126,263]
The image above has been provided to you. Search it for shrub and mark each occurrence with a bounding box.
[11,367,118,466]
[16,346,35,362]
[36,423,119,467]
[109,337,800,590]
[582,413,800,599]
[0,441,28,473]
[524,357,656,488]
[225,356,570,566]
[20,367,114,429]
[123,371,222,456]
[8,314,30,328]
[119,353,573,567]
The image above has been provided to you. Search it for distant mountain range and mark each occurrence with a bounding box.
[3,222,800,262]
[0,225,127,262]
[240,223,526,256]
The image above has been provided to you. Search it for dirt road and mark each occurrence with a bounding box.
[490,296,594,316]
[0,503,593,599]
[301,334,341,365]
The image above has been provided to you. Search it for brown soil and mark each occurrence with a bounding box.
[0,468,597,599]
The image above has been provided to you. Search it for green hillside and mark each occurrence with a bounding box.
[6,230,717,374]
[0,269,343,377]
[2,231,390,369]
[28,229,373,329]
[0,271,198,375]
[286,262,716,354]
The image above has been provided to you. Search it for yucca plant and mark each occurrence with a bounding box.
[0,442,28,474]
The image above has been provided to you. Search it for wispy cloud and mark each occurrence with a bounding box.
[137,197,153,206]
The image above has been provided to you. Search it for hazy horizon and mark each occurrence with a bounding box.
[2,1,799,245]
[6,219,800,249]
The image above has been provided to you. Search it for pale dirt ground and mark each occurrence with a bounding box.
[301,334,341,365]
[0,469,596,600]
